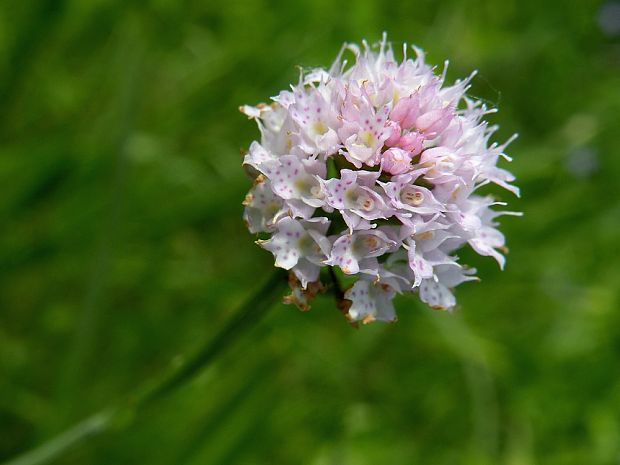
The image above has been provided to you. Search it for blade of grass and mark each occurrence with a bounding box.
[2,269,288,465]
[57,18,143,424]
[2,410,115,465]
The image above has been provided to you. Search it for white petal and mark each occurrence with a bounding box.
[419,279,455,310]
[345,279,396,323]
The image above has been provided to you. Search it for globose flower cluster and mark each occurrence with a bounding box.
[241,36,519,324]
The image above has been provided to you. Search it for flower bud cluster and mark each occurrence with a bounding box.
[241,36,519,323]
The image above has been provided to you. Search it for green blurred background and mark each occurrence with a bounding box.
[2,0,620,463]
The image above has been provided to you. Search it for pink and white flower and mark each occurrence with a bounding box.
[258,217,331,288]
[242,177,287,233]
[242,34,519,323]
[326,228,397,276]
[345,279,397,324]
[322,169,390,231]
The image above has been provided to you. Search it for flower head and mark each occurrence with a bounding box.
[242,34,519,323]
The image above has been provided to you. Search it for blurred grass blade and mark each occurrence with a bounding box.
[135,269,288,405]
[3,410,114,465]
[2,270,287,465]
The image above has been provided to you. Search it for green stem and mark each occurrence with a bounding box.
[3,411,115,465]
[3,269,288,465]
[136,269,287,406]
[328,266,344,299]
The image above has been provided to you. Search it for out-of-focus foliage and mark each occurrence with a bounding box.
[1,0,619,464]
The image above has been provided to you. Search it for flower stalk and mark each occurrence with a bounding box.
[3,269,288,465]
